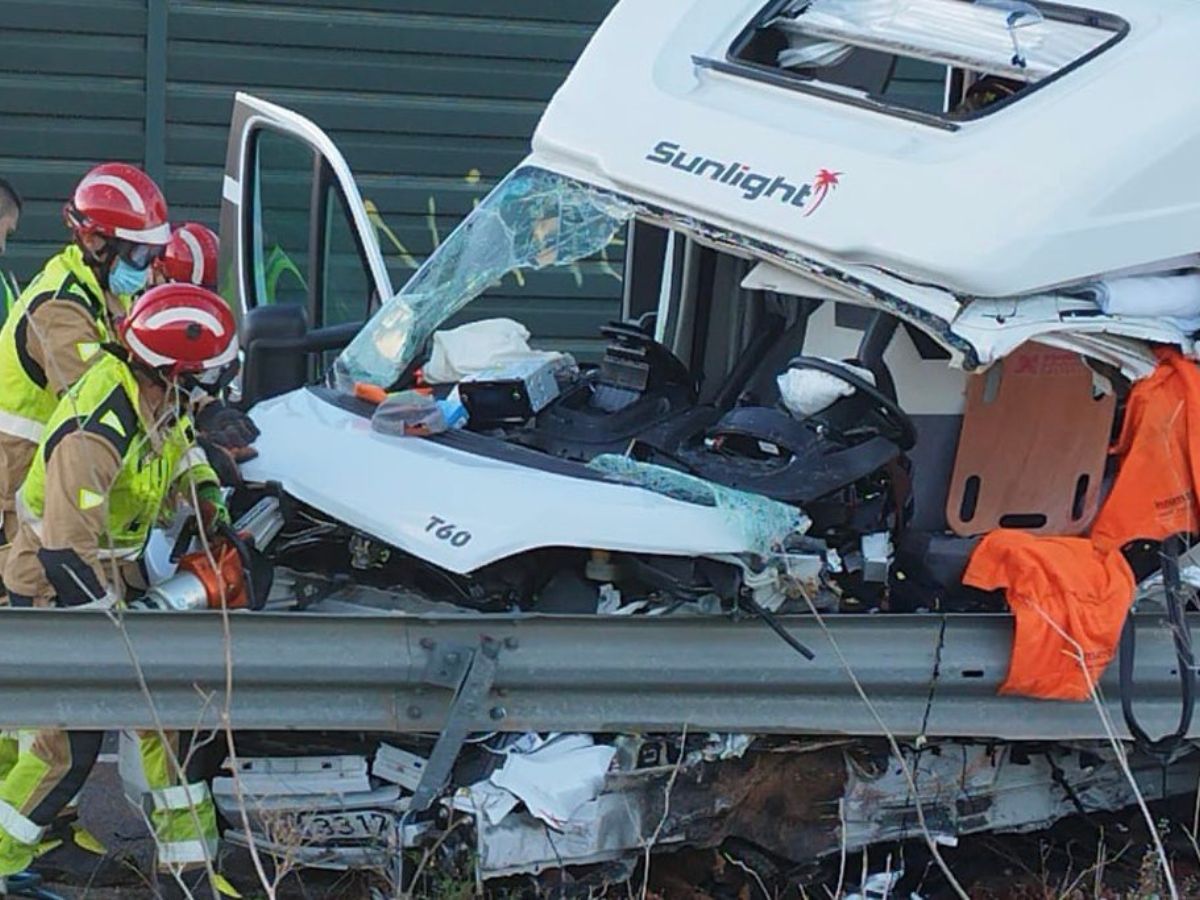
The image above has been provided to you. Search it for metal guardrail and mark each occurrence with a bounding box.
[0,609,1193,740]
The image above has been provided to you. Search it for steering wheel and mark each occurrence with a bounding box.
[785,356,917,451]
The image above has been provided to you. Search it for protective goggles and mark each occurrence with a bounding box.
[111,240,165,270]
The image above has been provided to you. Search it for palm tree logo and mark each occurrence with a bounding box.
[804,169,841,217]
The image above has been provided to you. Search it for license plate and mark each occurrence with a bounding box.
[296,810,392,843]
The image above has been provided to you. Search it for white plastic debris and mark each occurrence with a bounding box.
[596,583,622,614]
[845,868,905,900]
[487,734,617,830]
[211,755,371,797]
[614,599,654,616]
[598,592,654,615]
[473,791,654,878]
[424,318,567,384]
[452,779,521,826]
[777,358,876,418]
[373,744,428,792]
[695,733,755,762]
[862,531,893,583]
[1184,566,1200,590]
[742,564,787,613]
[1135,563,1200,600]
[780,552,825,600]
[497,732,549,756]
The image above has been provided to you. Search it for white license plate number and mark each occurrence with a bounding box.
[297,810,392,842]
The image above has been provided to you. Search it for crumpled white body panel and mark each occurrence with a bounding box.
[242,389,760,574]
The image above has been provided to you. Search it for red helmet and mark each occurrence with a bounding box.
[65,162,170,246]
[120,284,238,376]
[156,222,219,288]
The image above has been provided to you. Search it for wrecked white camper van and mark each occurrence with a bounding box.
[156,0,1200,891]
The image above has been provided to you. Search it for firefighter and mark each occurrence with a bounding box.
[154,222,219,290]
[0,178,21,318]
[153,222,260,464]
[0,284,237,896]
[0,166,171,893]
[0,163,172,567]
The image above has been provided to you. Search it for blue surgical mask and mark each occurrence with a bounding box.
[109,256,149,296]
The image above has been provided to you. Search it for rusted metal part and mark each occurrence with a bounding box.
[688,749,848,861]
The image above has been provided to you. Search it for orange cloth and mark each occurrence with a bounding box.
[963,349,1200,701]
[963,531,1134,700]
[1091,348,1200,551]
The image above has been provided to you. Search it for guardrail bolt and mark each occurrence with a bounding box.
[490,706,507,721]
[446,651,461,665]
[419,638,435,650]
[406,705,423,720]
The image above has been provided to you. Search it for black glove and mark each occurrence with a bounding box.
[195,402,260,451]
[199,436,248,487]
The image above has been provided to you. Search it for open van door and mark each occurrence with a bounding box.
[217,92,393,405]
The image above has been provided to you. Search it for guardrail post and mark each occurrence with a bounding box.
[409,636,503,812]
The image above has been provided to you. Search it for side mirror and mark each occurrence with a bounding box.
[240,304,310,406]
[239,305,364,407]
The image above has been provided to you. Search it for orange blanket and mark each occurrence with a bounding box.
[1091,348,1200,551]
[964,348,1200,701]
[963,532,1134,700]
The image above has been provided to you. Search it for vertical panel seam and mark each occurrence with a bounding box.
[144,0,168,181]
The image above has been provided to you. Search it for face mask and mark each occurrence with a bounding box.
[109,257,149,296]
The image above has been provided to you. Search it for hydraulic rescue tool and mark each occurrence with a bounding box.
[143,497,282,612]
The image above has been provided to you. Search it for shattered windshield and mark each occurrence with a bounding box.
[334,167,636,391]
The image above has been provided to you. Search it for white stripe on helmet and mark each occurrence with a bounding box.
[142,307,227,336]
[123,329,176,369]
[113,222,171,245]
[202,341,240,371]
[177,228,206,285]
[83,174,147,215]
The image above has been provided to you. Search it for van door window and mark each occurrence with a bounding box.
[248,127,376,331]
[250,129,312,311]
